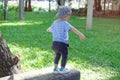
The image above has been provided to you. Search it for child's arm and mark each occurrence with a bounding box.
[71,27,86,41]
[46,28,51,32]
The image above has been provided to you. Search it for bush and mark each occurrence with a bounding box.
[8,6,18,12]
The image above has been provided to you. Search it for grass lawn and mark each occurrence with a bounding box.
[0,12,120,80]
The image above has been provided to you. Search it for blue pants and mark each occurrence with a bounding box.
[52,41,69,67]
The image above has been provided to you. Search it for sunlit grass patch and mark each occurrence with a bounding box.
[69,60,119,80]
[8,43,54,71]
[0,21,43,27]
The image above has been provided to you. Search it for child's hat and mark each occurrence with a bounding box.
[56,6,72,18]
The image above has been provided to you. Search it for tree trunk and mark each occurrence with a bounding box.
[94,0,102,11]
[4,0,8,20]
[0,33,22,77]
[103,0,106,15]
[18,0,24,20]
[27,0,32,11]
[24,0,28,11]
[118,4,120,15]
[86,0,94,30]
[49,0,51,12]
[78,0,81,9]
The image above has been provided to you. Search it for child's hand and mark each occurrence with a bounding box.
[71,26,86,41]
[46,28,50,32]
[79,35,86,41]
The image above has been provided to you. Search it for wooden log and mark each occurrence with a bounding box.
[0,67,80,80]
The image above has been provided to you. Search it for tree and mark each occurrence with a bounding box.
[86,0,94,30]
[24,0,32,11]
[49,0,51,12]
[103,0,106,14]
[25,0,28,11]
[27,0,32,11]
[18,0,24,20]
[0,0,4,20]
[94,0,102,11]
[4,0,8,20]
[0,33,22,77]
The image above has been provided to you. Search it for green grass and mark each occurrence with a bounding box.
[0,12,120,80]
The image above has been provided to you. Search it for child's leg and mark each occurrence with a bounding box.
[61,53,68,68]
[52,42,60,68]
[54,52,61,68]
[59,45,69,74]
[61,45,68,68]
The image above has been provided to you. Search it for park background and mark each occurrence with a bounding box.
[0,0,120,80]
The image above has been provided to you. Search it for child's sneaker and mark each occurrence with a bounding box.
[59,68,69,74]
[53,68,59,74]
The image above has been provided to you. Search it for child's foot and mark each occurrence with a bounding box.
[59,68,69,74]
[53,68,59,74]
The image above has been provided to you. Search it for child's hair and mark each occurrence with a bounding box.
[56,6,72,18]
